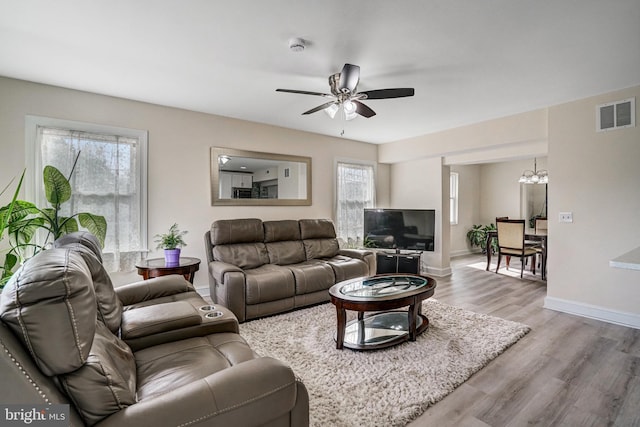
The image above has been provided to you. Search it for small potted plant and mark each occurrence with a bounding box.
[154,223,187,265]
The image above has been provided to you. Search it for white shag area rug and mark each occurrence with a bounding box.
[239,300,531,427]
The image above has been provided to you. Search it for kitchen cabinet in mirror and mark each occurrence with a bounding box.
[210,147,312,206]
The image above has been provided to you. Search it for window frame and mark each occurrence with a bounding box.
[25,115,149,255]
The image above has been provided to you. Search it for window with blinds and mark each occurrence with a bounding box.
[27,117,148,272]
[335,161,375,248]
[450,172,459,225]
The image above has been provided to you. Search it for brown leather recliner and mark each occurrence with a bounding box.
[0,237,309,426]
[53,231,240,351]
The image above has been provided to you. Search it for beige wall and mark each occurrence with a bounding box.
[478,158,548,225]
[450,164,481,256]
[379,108,548,164]
[546,85,640,320]
[0,77,381,290]
[389,157,450,275]
[384,85,640,327]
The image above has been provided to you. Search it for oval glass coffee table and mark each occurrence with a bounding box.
[329,274,436,350]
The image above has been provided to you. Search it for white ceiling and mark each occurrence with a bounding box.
[1,0,639,144]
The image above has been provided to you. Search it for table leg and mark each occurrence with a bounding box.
[335,306,347,350]
[542,238,547,280]
[357,314,366,345]
[408,302,418,341]
[485,234,492,271]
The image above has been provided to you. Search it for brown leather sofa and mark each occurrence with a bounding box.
[0,232,309,427]
[204,219,376,322]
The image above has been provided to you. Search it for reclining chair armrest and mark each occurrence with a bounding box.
[338,248,372,260]
[120,301,201,340]
[96,357,308,427]
[338,249,377,276]
[209,261,243,282]
[121,302,240,351]
[209,262,247,322]
[115,275,195,306]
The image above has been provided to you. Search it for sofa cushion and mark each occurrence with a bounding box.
[0,249,97,376]
[264,220,301,242]
[54,232,123,334]
[213,243,270,269]
[299,219,340,259]
[245,264,295,305]
[303,238,340,260]
[59,322,136,426]
[211,218,264,245]
[322,255,370,282]
[285,261,335,295]
[299,219,337,239]
[266,241,306,265]
[264,220,306,265]
[134,333,256,401]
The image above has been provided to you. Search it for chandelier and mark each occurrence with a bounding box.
[518,158,548,184]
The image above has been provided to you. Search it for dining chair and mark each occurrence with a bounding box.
[495,217,510,267]
[495,219,538,278]
[535,217,548,233]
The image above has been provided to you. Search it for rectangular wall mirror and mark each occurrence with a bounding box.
[210,147,312,206]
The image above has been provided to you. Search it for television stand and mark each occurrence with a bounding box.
[376,251,422,275]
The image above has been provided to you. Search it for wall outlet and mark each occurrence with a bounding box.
[559,212,573,223]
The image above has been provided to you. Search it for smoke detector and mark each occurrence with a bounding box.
[289,38,306,52]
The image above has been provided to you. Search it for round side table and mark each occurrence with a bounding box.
[135,257,201,283]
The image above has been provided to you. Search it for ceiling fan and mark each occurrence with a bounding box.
[276,63,415,120]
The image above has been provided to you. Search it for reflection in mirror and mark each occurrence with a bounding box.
[210,147,312,206]
[520,183,547,227]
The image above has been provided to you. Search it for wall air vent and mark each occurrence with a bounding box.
[596,97,635,132]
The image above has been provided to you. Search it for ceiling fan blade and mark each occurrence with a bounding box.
[302,101,338,115]
[338,64,360,93]
[276,88,333,98]
[353,100,376,118]
[359,88,415,99]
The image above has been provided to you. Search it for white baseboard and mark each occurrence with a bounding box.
[450,249,476,258]
[450,249,468,258]
[423,266,452,277]
[543,296,640,330]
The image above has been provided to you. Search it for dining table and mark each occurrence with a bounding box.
[485,230,547,280]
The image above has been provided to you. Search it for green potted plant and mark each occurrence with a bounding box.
[154,223,187,265]
[0,157,106,285]
[466,223,498,254]
[0,170,25,288]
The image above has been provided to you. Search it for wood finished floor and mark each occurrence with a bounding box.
[408,255,640,427]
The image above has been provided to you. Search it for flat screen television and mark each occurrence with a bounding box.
[363,208,435,251]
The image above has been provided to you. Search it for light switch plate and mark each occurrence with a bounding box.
[559,212,573,223]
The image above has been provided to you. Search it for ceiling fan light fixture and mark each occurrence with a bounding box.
[276,63,415,120]
[343,100,358,120]
[324,103,339,118]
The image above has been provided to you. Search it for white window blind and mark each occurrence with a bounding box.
[29,119,148,272]
[335,162,375,247]
[450,172,459,225]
